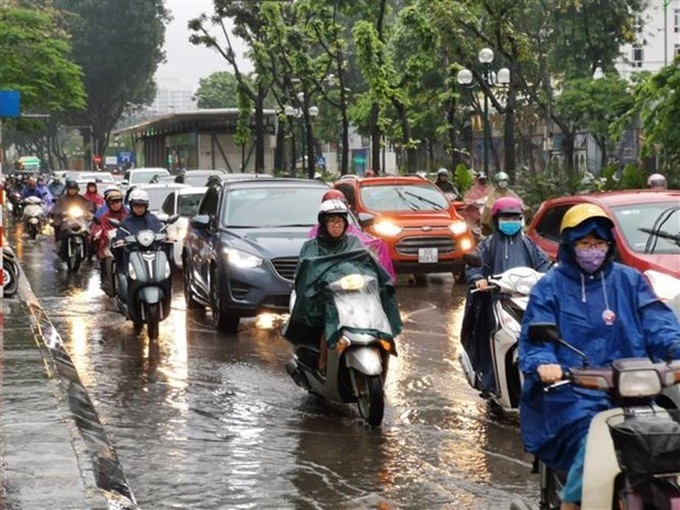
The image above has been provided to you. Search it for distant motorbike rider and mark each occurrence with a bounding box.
[47,176,65,198]
[92,189,127,259]
[21,176,53,204]
[434,167,458,197]
[95,186,128,218]
[462,171,491,233]
[647,172,667,190]
[113,189,164,277]
[462,196,551,395]
[480,171,524,235]
[51,180,95,242]
[83,181,104,209]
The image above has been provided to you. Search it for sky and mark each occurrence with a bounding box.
[155,0,252,91]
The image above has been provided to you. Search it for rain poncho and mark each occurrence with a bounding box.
[283,234,402,349]
[518,242,680,471]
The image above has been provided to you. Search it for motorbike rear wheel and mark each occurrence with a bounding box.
[354,372,385,427]
[28,223,38,240]
[145,302,161,339]
[67,252,82,272]
[3,260,19,298]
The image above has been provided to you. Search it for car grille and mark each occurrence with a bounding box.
[271,257,298,281]
[395,236,456,255]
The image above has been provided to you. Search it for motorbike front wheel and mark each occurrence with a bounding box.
[3,261,19,297]
[354,372,385,427]
[145,302,161,339]
[28,223,38,240]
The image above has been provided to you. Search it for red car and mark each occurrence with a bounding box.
[526,190,680,302]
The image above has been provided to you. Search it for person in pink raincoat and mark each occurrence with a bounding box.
[308,189,396,282]
[461,171,492,237]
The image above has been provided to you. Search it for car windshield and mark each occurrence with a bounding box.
[130,170,168,184]
[177,193,204,216]
[611,202,680,254]
[360,183,449,212]
[222,187,326,227]
[145,188,175,211]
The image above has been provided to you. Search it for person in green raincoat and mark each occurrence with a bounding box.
[284,199,402,375]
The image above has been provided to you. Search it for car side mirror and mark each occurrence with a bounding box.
[527,323,561,344]
[190,215,211,230]
[357,212,375,229]
[121,180,128,186]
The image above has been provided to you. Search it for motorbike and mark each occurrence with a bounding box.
[110,216,178,339]
[3,246,20,298]
[459,253,545,411]
[21,196,46,239]
[510,323,680,510]
[283,249,401,427]
[457,196,487,242]
[97,227,118,297]
[8,190,23,220]
[58,205,92,272]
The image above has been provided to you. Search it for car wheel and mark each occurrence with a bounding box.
[182,258,203,310]
[210,268,239,333]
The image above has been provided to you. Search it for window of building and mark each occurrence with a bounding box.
[632,46,644,68]
[675,43,680,57]
[633,15,643,34]
[675,9,680,33]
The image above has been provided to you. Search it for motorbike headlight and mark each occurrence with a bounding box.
[164,261,171,279]
[336,274,365,291]
[176,225,188,241]
[222,247,263,268]
[374,221,402,237]
[618,369,662,398]
[68,206,84,218]
[128,262,137,280]
[645,270,680,301]
[137,230,155,248]
[449,220,468,235]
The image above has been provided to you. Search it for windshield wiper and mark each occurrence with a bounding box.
[641,205,680,253]
[403,191,445,211]
[394,188,420,211]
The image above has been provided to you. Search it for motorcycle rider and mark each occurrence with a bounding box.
[480,171,523,235]
[92,189,127,260]
[518,203,680,510]
[462,196,551,395]
[434,167,458,197]
[647,172,667,190]
[51,180,95,243]
[113,189,164,296]
[21,176,53,203]
[462,171,491,234]
[83,181,104,209]
[47,175,65,198]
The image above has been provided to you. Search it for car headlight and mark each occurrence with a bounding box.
[449,220,467,235]
[137,230,155,247]
[223,247,263,268]
[618,369,662,398]
[374,221,402,237]
[645,270,680,301]
[68,206,84,218]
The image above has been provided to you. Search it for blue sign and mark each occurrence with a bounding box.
[0,90,21,118]
[117,151,135,165]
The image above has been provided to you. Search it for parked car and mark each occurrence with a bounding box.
[174,169,228,186]
[158,186,208,270]
[526,190,680,302]
[182,178,331,332]
[332,175,474,277]
[136,183,191,216]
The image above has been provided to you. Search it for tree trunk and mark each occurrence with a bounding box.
[370,103,381,174]
[504,85,516,182]
[255,82,265,173]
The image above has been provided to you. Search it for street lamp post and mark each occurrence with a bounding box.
[457,48,510,176]
[284,93,319,178]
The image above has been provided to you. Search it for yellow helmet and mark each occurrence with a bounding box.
[560,203,613,234]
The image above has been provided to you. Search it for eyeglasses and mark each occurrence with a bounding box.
[575,239,609,249]
[108,199,122,204]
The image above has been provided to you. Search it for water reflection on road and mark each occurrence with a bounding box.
[10,225,537,509]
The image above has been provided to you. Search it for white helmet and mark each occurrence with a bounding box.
[317,199,348,224]
[437,167,449,176]
[647,173,667,188]
[128,189,149,206]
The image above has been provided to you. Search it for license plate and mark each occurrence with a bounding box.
[418,247,438,263]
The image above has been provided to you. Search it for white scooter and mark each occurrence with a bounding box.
[21,196,46,239]
[459,254,544,412]
[510,323,680,510]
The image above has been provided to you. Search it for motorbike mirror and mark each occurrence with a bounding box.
[91,216,101,225]
[463,253,483,268]
[166,214,180,225]
[156,213,169,222]
[527,323,561,344]
[190,215,211,230]
[357,212,374,229]
[109,218,121,228]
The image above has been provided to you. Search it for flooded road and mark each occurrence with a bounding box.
[9,225,537,509]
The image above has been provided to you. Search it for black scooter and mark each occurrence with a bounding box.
[58,205,92,272]
[110,216,178,339]
[3,246,20,298]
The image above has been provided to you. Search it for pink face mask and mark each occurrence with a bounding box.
[574,246,607,273]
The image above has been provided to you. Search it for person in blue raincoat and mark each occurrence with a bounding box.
[518,203,680,510]
[462,196,551,395]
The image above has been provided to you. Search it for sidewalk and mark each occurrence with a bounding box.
[1,263,136,509]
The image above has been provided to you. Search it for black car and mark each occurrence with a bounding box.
[182,177,331,332]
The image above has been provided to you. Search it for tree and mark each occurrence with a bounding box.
[0,5,86,166]
[195,72,241,108]
[55,0,168,166]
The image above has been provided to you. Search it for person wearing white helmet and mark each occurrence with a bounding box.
[647,173,667,190]
[480,171,524,235]
[434,167,458,197]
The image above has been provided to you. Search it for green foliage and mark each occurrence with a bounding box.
[600,164,620,191]
[454,164,473,194]
[620,163,646,189]
[196,72,240,108]
[0,7,86,113]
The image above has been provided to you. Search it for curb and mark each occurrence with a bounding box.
[9,253,138,509]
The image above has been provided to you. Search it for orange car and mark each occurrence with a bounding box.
[333,175,475,275]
